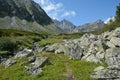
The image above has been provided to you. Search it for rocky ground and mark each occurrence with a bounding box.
[0,27,120,80]
[42,27,120,80]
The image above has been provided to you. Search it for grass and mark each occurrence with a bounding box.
[39,32,84,46]
[68,60,107,80]
[0,28,108,80]
[39,38,64,46]
[35,52,68,80]
[0,52,107,80]
[0,58,33,80]
[0,29,50,52]
[0,29,49,37]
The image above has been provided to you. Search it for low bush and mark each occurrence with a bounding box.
[0,37,18,53]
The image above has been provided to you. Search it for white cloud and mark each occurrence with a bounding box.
[44,3,63,12]
[40,0,45,5]
[34,0,45,5]
[62,11,76,17]
[34,0,76,20]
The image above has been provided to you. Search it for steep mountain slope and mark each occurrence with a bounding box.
[53,19,76,32]
[73,19,104,32]
[0,0,61,33]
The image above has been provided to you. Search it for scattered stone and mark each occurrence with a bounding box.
[25,66,43,75]
[14,48,32,58]
[91,65,120,80]
[28,56,36,63]
[25,57,48,75]
[94,66,105,72]
[4,58,16,68]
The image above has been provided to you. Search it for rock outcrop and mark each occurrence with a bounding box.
[44,27,120,62]
[43,27,120,79]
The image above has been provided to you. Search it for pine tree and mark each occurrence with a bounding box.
[115,3,120,23]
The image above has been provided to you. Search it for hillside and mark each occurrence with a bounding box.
[0,0,61,33]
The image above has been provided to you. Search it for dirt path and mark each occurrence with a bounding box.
[64,61,74,80]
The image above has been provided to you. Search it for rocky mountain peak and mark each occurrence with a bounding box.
[73,19,104,32]
[53,19,76,32]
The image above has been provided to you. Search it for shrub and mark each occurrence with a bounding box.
[0,37,18,52]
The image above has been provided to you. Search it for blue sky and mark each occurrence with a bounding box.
[34,0,120,26]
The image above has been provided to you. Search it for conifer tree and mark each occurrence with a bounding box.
[115,3,120,23]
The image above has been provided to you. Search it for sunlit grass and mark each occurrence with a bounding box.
[0,52,107,80]
[39,38,64,46]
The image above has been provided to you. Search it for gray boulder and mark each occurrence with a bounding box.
[82,53,101,63]
[45,43,60,52]
[91,65,120,80]
[33,57,48,68]
[112,27,120,37]
[25,66,43,75]
[25,57,48,75]
[79,34,97,48]
[107,37,120,48]
[64,41,83,59]
[14,48,32,58]
[32,42,45,53]
[82,40,105,63]
[4,58,16,68]
[105,48,120,66]
[28,56,36,63]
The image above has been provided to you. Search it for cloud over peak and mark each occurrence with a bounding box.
[62,11,76,17]
[34,0,76,20]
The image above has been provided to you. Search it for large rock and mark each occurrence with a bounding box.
[107,37,120,48]
[91,65,120,80]
[14,48,32,58]
[32,42,45,53]
[33,57,48,68]
[82,53,101,63]
[25,56,48,75]
[45,43,60,52]
[55,44,65,54]
[79,34,97,48]
[82,40,105,63]
[4,58,16,68]
[28,56,36,63]
[64,41,83,59]
[105,48,120,66]
[25,66,43,75]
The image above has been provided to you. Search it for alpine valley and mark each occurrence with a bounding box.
[0,0,120,80]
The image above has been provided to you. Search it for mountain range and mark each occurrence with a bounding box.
[0,0,105,33]
[53,19,105,33]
